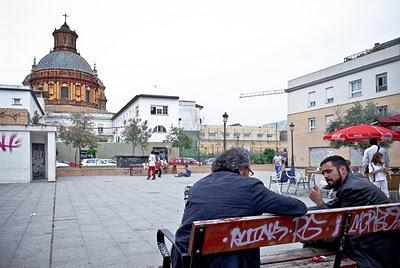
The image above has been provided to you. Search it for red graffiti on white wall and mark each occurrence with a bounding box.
[0,133,22,152]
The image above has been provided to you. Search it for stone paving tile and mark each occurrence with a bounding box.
[0,171,325,267]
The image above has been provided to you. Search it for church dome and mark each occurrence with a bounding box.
[36,50,93,73]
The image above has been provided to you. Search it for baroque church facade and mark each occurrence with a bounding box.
[23,20,107,112]
[23,19,114,141]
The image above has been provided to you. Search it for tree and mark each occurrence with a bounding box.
[164,127,193,155]
[326,101,393,151]
[188,110,203,164]
[122,118,152,154]
[250,148,275,164]
[58,113,98,167]
[31,111,42,125]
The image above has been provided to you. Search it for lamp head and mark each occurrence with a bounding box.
[222,112,228,123]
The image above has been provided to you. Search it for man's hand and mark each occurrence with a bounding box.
[309,186,324,207]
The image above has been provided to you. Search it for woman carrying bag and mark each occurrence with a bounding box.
[369,152,390,197]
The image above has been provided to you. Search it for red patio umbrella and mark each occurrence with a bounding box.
[323,124,400,142]
[378,113,400,127]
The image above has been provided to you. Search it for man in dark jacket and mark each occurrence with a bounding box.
[309,155,399,268]
[171,147,307,268]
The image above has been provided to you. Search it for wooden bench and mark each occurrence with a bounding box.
[157,203,400,267]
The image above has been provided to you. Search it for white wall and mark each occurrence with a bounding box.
[288,54,400,115]
[45,112,114,137]
[0,88,31,110]
[0,125,57,183]
[0,130,31,183]
[179,101,201,131]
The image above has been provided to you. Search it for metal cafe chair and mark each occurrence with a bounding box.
[286,169,311,196]
[268,169,288,194]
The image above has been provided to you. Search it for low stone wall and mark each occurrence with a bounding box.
[56,164,275,177]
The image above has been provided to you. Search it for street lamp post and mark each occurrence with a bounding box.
[289,122,295,170]
[222,112,228,151]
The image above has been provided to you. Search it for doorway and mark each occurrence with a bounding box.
[32,143,45,180]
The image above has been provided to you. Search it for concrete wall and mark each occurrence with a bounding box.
[56,142,179,162]
[0,130,31,183]
[56,164,275,177]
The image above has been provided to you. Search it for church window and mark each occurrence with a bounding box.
[75,86,81,96]
[61,86,69,100]
[49,84,54,95]
[86,90,91,103]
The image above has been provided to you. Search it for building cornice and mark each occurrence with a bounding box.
[112,94,180,120]
[286,55,400,93]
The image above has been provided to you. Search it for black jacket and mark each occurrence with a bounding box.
[319,173,399,268]
[171,171,307,268]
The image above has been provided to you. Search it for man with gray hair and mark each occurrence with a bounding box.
[171,147,307,268]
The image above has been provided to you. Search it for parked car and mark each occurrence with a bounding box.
[67,161,79,167]
[81,158,117,167]
[169,157,199,166]
[97,159,117,166]
[81,158,98,166]
[203,158,216,165]
[56,161,69,168]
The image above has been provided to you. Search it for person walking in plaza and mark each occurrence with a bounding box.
[155,157,162,178]
[308,155,398,268]
[368,152,390,197]
[171,147,307,268]
[272,153,283,176]
[362,138,390,173]
[147,151,156,180]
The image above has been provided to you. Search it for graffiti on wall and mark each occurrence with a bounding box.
[0,111,19,121]
[0,133,22,153]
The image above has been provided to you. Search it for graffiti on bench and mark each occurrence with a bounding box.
[191,204,400,255]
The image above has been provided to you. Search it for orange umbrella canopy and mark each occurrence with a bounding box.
[323,124,400,142]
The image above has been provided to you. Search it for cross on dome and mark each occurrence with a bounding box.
[63,13,68,24]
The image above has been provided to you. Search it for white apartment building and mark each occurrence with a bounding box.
[112,94,202,143]
[179,100,203,131]
[0,85,57,183]
[287,37,400,167]
[45,110,114,141]
[0,85,45,123]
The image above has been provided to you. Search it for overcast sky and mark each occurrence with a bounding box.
[1,0,399,125]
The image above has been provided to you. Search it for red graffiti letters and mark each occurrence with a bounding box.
[0,133,22,153]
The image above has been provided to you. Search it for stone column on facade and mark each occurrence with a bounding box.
[56,81,60,100]
[47,131,56,182]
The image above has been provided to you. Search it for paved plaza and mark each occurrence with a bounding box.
[0,171,321,268]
